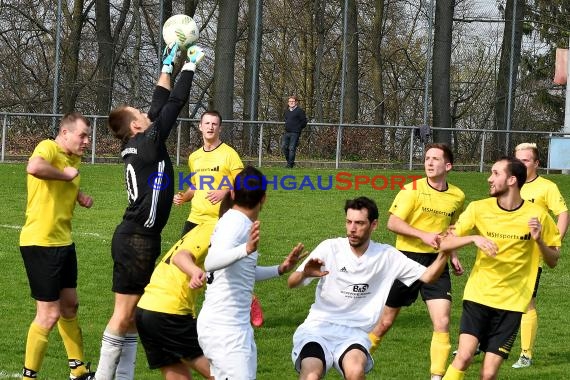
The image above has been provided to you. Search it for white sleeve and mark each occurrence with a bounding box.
[255,265,280,281]
[391,247,427,286]
[204,242,249,272]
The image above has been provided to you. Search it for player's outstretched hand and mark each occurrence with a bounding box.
[246,221,260,255]
[161,42,180,74]
[278,243,307,275]
[188,268,206,289]
[302,258,329,278]
[182,44,205,72]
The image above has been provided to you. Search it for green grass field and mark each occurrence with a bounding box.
[0,163,568,379]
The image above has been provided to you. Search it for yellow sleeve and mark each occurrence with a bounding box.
[453,202,476,237]
[388,186,417,221]
[545,183,568,216]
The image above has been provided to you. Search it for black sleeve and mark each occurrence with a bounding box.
[147,86,171,122]
[300,108,308,128]
[150,70,195,141]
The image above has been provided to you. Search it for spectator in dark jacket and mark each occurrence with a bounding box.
[282,96,308,168]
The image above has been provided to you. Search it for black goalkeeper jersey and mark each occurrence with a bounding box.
[118,71,194,235]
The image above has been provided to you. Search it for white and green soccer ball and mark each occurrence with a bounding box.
[162,14,199,48]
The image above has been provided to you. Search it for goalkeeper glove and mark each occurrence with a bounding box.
[182,45,205,72]
[368,332,382,354]
[161,42,180,74]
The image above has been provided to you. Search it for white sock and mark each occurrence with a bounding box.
[95,330,125,380]
[114,333,138,380]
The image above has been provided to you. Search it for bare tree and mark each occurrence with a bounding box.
[432,0,454,145]
[343,0,359,123]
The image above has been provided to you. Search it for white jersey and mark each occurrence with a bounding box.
[297,237,427,332]
[198,209,278,328]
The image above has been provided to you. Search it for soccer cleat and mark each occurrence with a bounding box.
[250,295,264,327]
[512,355,532,369]
[69,362,96,380]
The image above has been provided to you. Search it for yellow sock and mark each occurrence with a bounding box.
[520,308,537,358]
[442,365,465,380]
[430,331,451,375]
[24,322,50,378]
[58,316,87,377]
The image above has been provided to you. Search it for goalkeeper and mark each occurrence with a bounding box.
[94,42,205,379]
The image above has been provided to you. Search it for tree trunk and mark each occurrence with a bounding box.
[243,0,263,155]
[60,0,85,113]
[344,0,359,123]
[211,0,239,142]
[432,0,454,146]
[494,0,525,157]
[372,0,385,150]
[313,0,325,122]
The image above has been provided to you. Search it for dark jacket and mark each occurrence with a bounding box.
[284,106,308,134]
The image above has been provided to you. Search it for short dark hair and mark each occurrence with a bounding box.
[233,166,266,209]
[344,197,379,223]
[108,106,135,143]
[498,156,527,189]
[60,112,90,131]
[425,143,454,164]
[200,110,223,125]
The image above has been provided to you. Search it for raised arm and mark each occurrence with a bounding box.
[288,257,329,288]
[419,251,449,283]
[529,217,560,268]
[27,156,78,181]
[387,213,441,249]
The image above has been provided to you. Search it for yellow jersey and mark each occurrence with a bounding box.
[20,139,81,246]
[521,175,567,216]
[389,177,465,253]
[187,143,243,224]
[137,222,215,317]
[454,198,561,312]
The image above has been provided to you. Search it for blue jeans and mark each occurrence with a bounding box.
[281,132,300,167]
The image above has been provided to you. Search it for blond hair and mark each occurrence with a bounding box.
[514,142,538,161]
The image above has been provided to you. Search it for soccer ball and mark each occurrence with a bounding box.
[162,14,199,48]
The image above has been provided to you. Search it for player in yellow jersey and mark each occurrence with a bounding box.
[135,222,216,379]
[19,113,95,380]
[368,143,465,380]
[511,142,568,368]
[440,157,561,380]
[174,110,244,234]
[174,110,268,328]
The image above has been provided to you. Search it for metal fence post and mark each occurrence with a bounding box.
[91,116,97,164]
[479,131,486,173]
[258,123,263,167]
[408,130,414,170]
[1,114,7,163]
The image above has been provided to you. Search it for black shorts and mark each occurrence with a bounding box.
[135,307,203,369]
[532,267,542,298]
[459,300,522,359]
[20,244,78,302]
[111,230,161,294]
[385,251,451,308]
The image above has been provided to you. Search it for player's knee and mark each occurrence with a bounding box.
[479,366,498,380]
[36,310,61,330]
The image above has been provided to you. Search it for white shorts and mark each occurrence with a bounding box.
[197,322,256,380]
[291,320,374,376]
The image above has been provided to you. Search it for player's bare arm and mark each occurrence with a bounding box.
[277,243,307,275]
[173,188,195,205]
[529,217,560,268]
[419,251,450,283]
[287,258,329,288]
[27,156,79,181]
[440,234,498,257]
[556,211,569,240]
[205,189,229,205]
[172,250,206,289]
[387,213,441,249]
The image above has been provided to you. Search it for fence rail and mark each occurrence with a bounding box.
[1,112,567,173]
